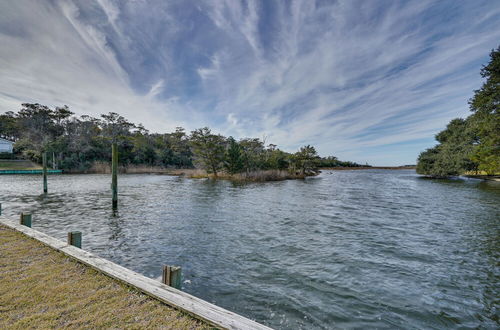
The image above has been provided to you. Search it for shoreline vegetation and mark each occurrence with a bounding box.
[6,162,497,182]
[68,162,317,181]
[463,174,500,182]
[0,224,210,329]
[164,168,312,181]
[416,46,499,179]
[1,106,368,182]
[67,165,313,181]
[64,164,417,174]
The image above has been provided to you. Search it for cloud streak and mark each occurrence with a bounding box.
[0,0,499,165]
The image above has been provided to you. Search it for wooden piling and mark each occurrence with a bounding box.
[162,265,182,289]
[42,152,48,193]
[67,231,82,248]
[0,203,2,215]
[20,213,32,227]
[112,143,118,209]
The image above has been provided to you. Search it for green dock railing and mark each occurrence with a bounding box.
[0,170,63,175]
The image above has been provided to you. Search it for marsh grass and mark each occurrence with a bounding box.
[0,225,212,329]
[224,170,306,182]
[85,161,170,174]
[169,169,308,181]
[463,170,500,176]
[64,162,317,181]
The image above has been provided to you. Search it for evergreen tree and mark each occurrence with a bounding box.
[224,137,244,174]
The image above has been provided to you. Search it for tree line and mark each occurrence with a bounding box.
[417,46,499,177]
[0,105,364,176]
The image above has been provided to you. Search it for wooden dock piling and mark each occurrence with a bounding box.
[162,265,182,289]
[42,152,48,193]
[20,213,32,227]
[112,143,118,210]
[67,231,82,248]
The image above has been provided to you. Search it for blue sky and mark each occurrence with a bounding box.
[0,0,499,165]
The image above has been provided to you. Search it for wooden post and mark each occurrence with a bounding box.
[20,213,32,227]
[42,152,48,193]
[162,265,182,289]
[67,231,82,248]
[0,203,2,215]
[112,143,118,210]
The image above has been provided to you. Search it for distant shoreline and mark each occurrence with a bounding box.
[0,160,417,176]
[65,167,316,182]
[320,166,416,170]
[2,163,497,182]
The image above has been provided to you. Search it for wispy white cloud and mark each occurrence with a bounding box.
[0,0,499,165]
[197,53,222,81]
[147,79,165,99]
[96,0,121,34]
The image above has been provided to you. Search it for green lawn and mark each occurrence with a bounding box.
[0,160,42,170]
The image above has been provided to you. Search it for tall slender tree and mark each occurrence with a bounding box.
[190,127,226,177]
[224,137,244,174]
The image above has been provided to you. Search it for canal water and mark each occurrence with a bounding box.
[0,170,498,329]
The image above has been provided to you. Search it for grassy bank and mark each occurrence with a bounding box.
[167,168,313,181]
[1,159,317,181]
[463,175,500,182]
[70,162,314,181]
[463,170,500,181]
[0,225,210,329]
[64,161,170,174]
[0,160,41,170]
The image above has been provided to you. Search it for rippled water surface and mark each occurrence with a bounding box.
[1,170,499,329]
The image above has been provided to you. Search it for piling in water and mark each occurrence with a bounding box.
[67,231,82,248]
[42,152,48,193]
[112,143,118,210]
[20,213,32,227]
[162,265,182,289]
